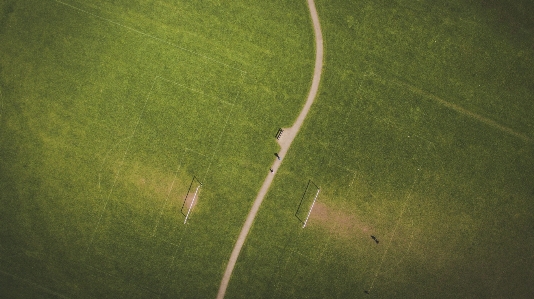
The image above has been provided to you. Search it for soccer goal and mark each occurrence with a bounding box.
[295,180,320,228]
[180,176,203,224]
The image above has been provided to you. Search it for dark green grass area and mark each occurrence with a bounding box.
[228,0,534,298]
[2,0,534,298]
[0,0,313,298]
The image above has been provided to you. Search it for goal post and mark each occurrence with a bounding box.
[181,176,203,224]
[295,179,320,227]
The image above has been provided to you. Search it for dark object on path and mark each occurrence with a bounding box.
[371,235,379,244]
[270,168,274,173]
[275,128,284,140]
[274,153,281,160]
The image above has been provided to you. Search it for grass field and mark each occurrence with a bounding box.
[226,0,534,298]
[1,0,534,298]
[0,0,313,298]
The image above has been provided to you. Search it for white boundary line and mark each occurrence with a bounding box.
[183,185,200,224]
[272,227,307,296]
[157,224,192,297]
[156,76,237,107]
[96,136,131,193]
[367,198,409,293]
[85,76,157,258]
[366,169,419,294]
[386,74,532,143]
[152,164,181,237]
[302,188,320,228]
[0,89,3,118]
[158,76,241,182]
[52,0,247,74]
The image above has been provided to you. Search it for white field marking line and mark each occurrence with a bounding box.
[157,224,191,298]
[216,0,323,297]
[156,76,236,107]
[52,0,246,74]
[0,89,3,117]
[381,218,415,275]
[203,91,239,180]
[184,147,209,158]
[183,185,200,224]
[315,223,334,262]
[159,75,242,182]
[85,77,157,257]
[180,81,240,177]
[0,269,73,299]
[367,198,410,293]
[333,163,358,188]
[287,248,319,264]
[85,264,156,297]
[349,172,357,188]
[152,165,181,237]
[302,188,320,228]
[323,160,360,190]
[97,136,131,193]
[392,219,415,268]
[159,238,179,247]
[390,79,532,143]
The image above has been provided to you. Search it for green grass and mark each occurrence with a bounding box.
[0,0,313,298]
[227,0,534,298]
[2,0,534,298]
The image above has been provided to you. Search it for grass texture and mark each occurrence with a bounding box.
[1,0,534,298]
[227,0,534,298]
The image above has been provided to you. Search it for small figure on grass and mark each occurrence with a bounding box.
[371,235,379,244]
[364,290,370,294]
[274,153,281,160]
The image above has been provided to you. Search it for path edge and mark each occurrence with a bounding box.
[215,1,323,298]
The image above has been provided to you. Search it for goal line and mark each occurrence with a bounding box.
[295,179,320,228]
[180,176,203,224]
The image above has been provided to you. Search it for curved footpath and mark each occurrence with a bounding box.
[216,1,324,298]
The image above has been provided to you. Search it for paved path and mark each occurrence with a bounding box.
[216,1,323,298]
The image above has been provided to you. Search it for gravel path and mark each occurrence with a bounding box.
[216,1,323,298]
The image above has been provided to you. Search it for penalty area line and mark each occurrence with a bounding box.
[156,76,236,107]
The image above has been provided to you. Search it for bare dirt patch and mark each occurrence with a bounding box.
[308,202,373,239]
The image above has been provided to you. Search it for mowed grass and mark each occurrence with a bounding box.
[0,0,314,298]
[227,0,534,298]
